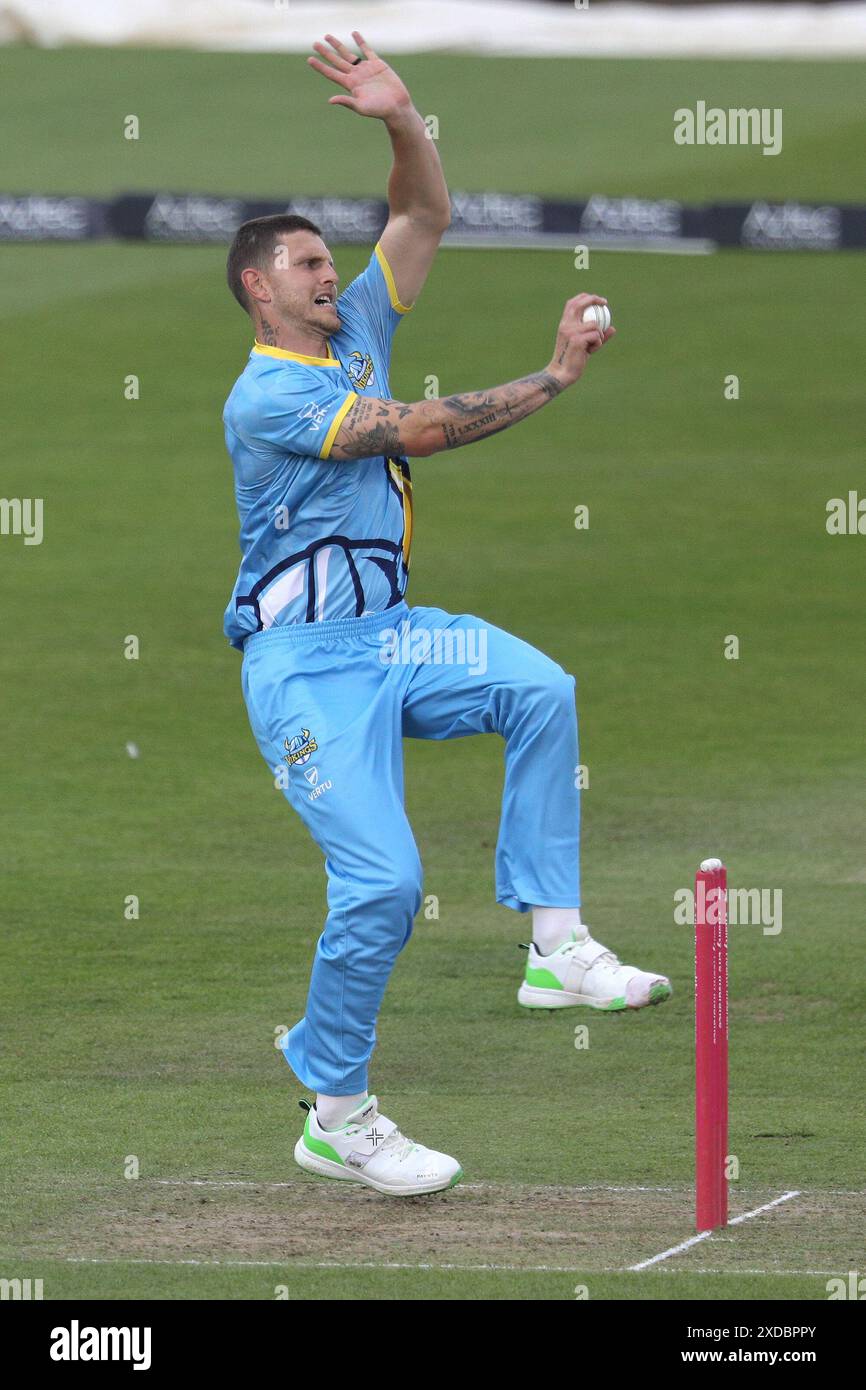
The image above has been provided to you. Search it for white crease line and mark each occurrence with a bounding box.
[729,1191,802,1226]
[643,1268,839,1277]
[628,1228,713,1270]
[63,1257,588,1273]
[60,1255,831,1276]
[153,1181,865,1198]
[155,1180,678,1193]
[156,1179,295,1189]
[461,1183,677,1194]
[627,1190,802,1271]
[27,1178,866,1197]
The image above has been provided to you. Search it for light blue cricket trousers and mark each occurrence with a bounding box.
[241,601,580,1095]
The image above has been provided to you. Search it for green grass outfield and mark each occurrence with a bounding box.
[1,46,864,201]
[0,1259,839,1303]
[1,47,864,1301]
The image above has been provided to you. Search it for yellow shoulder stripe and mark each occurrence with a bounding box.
[374,243,414,315]
[321,392,358,459]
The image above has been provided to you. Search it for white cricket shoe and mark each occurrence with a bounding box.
[294,1095,463,1197]
[517,930,672,1012]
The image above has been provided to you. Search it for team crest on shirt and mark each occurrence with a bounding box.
[346,351,375,390]
[283,729,318,767]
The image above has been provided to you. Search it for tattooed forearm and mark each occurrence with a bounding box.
[440,392,498,417]
[330,369,567,461]
[435,372,564,450]
[535,370,567,401]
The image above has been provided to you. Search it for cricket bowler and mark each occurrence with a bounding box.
[222,33,672,1196]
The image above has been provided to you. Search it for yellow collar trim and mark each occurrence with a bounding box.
[253,341,340,367]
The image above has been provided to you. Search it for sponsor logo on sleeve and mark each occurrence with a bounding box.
[297,402,328,431]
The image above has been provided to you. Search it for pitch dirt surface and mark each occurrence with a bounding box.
[7,1178,865,1299]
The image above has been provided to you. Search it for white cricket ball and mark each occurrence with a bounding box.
[582,303,611,334]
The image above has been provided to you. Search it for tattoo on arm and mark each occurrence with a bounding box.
[330,371,566,461]
[436,371,564,450]
[331,395,403,458]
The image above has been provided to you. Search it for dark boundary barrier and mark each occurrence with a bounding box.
[1,191,864,251]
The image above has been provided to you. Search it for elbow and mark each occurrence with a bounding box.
[409,202,450,237]
[405,422,440,459]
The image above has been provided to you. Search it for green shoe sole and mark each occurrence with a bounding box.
[649,982,673,1006]
[518,983,673,1012]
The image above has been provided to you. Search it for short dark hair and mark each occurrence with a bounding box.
[226,213,323,312]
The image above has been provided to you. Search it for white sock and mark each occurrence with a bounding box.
[315,1092,368,1131]
[531,906,583,956]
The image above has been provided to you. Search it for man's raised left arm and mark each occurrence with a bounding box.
[308,31,450,308]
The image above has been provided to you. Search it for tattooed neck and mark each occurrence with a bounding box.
[255,317,332,358]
